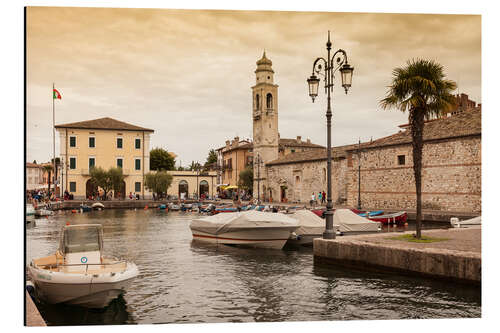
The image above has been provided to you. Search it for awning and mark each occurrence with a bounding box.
[224,185,238,190]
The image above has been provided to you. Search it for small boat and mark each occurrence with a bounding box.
[334,209,381,234]
[26,203,35,223]
[287,210,328,246]
[311,208,326,218]
[190,210,299,249]
[368,211,407,225]
[451,216,481,228]
[80,204,92,212]
[158,204,167,210]
[35,208,54,217]
[356,210,384,217]
[214,206,238,213]
[91,202,105,210]
[28,224,138,308]
[168,203,180,211]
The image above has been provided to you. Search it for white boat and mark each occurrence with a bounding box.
[168,203,180,211]
[91,202,105,210]
[190,210,299,249]
[28,224,139,308]
[287,209,332,246]
[26,203,35,223]
[35,208,54,217]
[334,209,381,234]
[451,216,481,228]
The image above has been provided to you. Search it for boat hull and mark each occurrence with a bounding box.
[191,227,295,250]
[28,263,138,308]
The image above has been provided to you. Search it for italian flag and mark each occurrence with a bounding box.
[53,88,62,99]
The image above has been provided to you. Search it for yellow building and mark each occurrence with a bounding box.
[55,117,154,199]
[166,170,217,199]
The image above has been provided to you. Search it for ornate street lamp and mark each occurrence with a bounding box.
[254,154,263,205]
[307,31,354,239]
[357,138,362,210]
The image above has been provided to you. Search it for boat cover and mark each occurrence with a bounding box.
[334,209,381,232]
[292,209,330,235]
[452,216,481,226]
[191,210,299,235]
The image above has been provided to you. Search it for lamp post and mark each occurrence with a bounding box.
[357,138,362,210]
[307,31,354,239]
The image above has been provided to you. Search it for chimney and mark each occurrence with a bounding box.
[296,136,302,143]
[307,138,311,144]
[225,140,230,148]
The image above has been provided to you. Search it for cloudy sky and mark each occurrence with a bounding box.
[26,7,481,166]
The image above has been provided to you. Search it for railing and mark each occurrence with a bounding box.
[36,260,127,273]
[74,169,132,176]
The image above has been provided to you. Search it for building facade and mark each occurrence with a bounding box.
[26,163,44,191]
[345,108,481,213]
[55,117,154,200]
[166,170,217,199]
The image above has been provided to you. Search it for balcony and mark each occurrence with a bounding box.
[253,110,261,120]
[78,168,132,176]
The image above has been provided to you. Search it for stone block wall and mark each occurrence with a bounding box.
[266,158,346,204]
[346,136,481,212]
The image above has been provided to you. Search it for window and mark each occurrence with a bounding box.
[89,157,95,169]
[89,137,95,148]
[266,93,273,109]
[256,94,260,110]
[135,138,141,149]
[135,182,141,192]
[135,158,141,170]
[69,157,76,169]
[69,181,76,192]
[291,149,295,153]
[117,138,123,149]
[117,158,123,168]
[69,136,76,147]
[398,155,406,165]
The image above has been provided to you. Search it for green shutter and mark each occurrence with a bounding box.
[70,136,76,147]
[135,182,141,192]
[117,158,123,168]
[135,138,141,149]
[89,158,95,168]
[117,138,123,148]
[69,182,76,192]
[135,159,141,170]
[70,158,76,169]
[89,137,95,148]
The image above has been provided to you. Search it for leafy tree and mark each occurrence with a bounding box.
[145,171,173,199]
[50,157,61,187]
[380,59,456,239]
[189,161,202,171]
[33,160,37,164]
[150,147,176,171]
[108,167,125,198]
[42,164,53,195]
[238,166,253,192]
[203,149,218,170]
[89,167,113,200]
[177,166,186,171]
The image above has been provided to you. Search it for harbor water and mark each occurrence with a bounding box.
[26,209,481,325]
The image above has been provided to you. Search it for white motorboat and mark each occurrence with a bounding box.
[287,209,332,246]
[190,210,299,249]
[91,202,105,210]
[26,203,35,223]
[451,216,481,228]
[35,208,54,217]
[334,209,381,234]
[168,203,180,211]
[28,224,139,308]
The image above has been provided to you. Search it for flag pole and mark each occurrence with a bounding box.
[52,83,56,199]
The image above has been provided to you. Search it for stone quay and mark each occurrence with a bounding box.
[313,228,481,285]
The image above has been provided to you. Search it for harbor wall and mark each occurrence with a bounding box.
[26,291,46,326]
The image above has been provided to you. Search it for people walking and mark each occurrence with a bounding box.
[318,191,322,204]
[310,192,316,207]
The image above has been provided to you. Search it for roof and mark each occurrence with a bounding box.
[266,143,354,166]
[219,138,325,154]
[346,108,481,151]
[26,163,42,168]
[55,117,154,132]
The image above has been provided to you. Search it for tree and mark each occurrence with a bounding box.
[42,164,53,195]
[380,59,456,239]
[203,149,218,171]
[89,167,113,200]
[150,147,176,171]
[189,161,202,171]
[145,171,173,199]
[238,166,253,193]
[108,167,125,198]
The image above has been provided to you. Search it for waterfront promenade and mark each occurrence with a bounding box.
[26,291,46,326]
[314,228,481,285]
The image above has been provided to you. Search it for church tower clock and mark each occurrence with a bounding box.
[252,51,279,200]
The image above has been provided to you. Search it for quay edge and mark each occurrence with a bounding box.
[313,229,481,285]
[26,291,46,326]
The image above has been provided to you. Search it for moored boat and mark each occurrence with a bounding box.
[287,209,330,246]
[334,209,381,234]
[190,210,299,249]
[368,211,407,225]
[28,224,138,308]
[450,216,481,228]
[26,203,35,223]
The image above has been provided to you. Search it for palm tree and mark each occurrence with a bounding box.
[380,59,456,239]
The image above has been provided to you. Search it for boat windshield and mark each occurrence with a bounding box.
[63,227,101,253]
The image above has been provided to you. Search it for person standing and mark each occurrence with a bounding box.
[310,192,316,207]
[318,191,322,204]
[322,191,326,204]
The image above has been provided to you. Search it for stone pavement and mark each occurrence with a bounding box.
[25,291,45,326]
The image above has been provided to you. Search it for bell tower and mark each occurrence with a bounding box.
[252,51,279,200]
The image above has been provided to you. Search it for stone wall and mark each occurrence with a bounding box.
[346,136,481,213]
[266,158,346,204]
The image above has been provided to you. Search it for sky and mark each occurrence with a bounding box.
[26,7,481,166]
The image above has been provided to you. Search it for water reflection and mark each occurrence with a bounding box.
[35,294,132,326]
